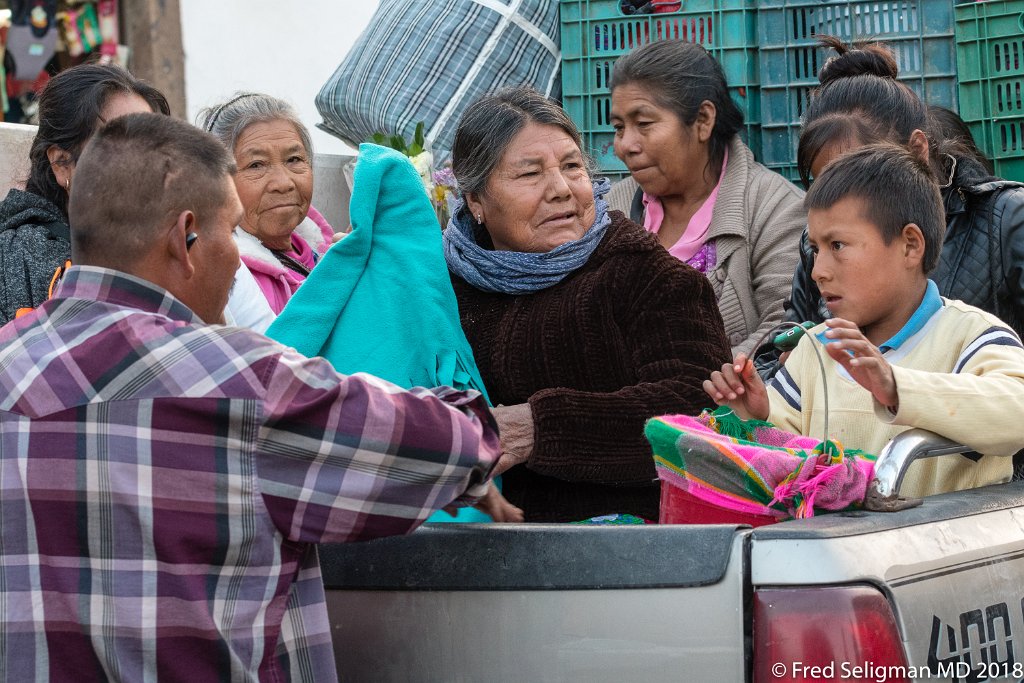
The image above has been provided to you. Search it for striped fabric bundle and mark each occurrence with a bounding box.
[316,0,560,154]
[646,409,878,521]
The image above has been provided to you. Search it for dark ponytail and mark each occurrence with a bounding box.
[802,36,933,170]
[816,34,898,86]
[805,36,926,140]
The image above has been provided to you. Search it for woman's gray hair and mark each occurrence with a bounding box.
[197,92,313,159]
[452,86,592,198]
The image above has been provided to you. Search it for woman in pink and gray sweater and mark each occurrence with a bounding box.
[608,40,806,358]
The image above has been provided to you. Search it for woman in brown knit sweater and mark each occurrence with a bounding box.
[443,87,731,522]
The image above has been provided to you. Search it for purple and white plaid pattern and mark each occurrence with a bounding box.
[0,266,499,682]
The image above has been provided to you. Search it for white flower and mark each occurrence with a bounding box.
[410,151,435,197]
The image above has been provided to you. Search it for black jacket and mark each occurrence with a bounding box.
[756,156,1024,377]
[0,189,71,325]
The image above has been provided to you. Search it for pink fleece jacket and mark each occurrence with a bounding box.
[234,210,334,314]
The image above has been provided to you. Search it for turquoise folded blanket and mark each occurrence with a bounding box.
[267,143,489,398]
[267,143,493,522]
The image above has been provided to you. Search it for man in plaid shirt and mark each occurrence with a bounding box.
[0,113,501,682]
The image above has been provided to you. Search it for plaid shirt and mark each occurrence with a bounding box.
[0,266,499,682]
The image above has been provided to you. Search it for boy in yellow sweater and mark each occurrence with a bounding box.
[704,144,1024,497]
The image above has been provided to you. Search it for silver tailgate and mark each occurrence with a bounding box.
[322,523,750,683]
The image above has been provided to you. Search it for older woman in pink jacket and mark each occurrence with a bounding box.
[199,93,334,315]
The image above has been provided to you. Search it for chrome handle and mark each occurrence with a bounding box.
[864,429,971,512]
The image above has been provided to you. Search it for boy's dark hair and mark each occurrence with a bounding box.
[69,113,236,266]
[805,143,944,274]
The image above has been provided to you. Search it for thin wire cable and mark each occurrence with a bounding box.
[748,321,830,447]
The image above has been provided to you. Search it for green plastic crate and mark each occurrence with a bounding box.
[560,0,760,180]
[758,0,958,183]
[956,0,1024,181]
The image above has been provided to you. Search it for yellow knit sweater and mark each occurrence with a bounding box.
[767,299,1024,497]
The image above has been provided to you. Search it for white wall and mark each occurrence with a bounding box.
[179,0,380,156]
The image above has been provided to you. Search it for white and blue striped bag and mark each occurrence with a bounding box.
[316,0,560,154]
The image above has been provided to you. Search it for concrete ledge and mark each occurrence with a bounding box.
[0,122,37,198]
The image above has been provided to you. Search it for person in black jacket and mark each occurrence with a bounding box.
[756,37,1024,378]
[927,104,995,175]
[0,64,168,324]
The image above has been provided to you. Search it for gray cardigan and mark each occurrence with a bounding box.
[607,136,806,357]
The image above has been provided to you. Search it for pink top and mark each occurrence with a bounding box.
[248,233,318,314]
[642,148,729,263]
[235,211,334,315]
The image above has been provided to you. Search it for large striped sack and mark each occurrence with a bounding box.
[316,0,560,154]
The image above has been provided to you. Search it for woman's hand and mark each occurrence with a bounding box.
[492,403,534,476]
[473,482,524,523]
[822,318,899,411]
[441,481,524,523]
[702,353,771,421]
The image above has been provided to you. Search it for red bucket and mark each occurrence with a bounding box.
[659,481,779,527]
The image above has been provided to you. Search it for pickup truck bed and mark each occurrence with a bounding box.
[321,481,1024,682]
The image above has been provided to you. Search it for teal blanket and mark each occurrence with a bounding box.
[266,143,492,522]
[267,144,488,397]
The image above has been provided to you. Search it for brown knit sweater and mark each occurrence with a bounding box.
[451,211,731,522]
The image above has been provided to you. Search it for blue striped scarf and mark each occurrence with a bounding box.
[443,179,612,294]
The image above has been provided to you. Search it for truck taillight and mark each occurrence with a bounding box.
[753,586,909,683]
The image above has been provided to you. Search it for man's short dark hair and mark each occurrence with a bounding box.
[69,113,237,266]
[805,143,944,274]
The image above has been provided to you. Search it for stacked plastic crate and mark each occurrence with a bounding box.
[758,0,958,182]
[956,0,1024,181]
[560,0,760,180]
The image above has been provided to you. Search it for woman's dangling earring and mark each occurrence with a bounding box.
[476,214,483,225]
[64,178,71,193]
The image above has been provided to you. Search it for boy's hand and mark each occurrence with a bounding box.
[822,318,899,410]
[703,354,771,421]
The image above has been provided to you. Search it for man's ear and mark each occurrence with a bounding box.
[907,129,930,164]
[694,100,717,144]
[901,222,926,267]
[167,210,197,279]
[46,146,75,191]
